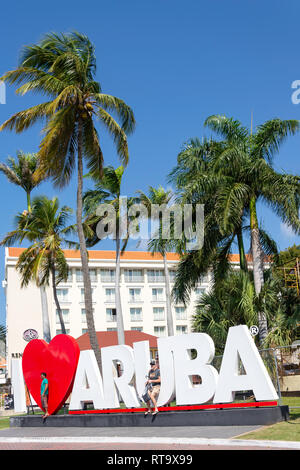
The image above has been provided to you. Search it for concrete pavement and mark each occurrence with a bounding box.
[0,425,299,450]
[0,424,262,439]
[0,435,297,450]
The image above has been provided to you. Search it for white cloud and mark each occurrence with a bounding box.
[280,222,296,239]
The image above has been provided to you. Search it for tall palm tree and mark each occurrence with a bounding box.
[83,165,139,345]
[192,270,257,354]
[0,32,135,370]
[204,115,300,342]
[0,151,44,212]
[168,138,277,307]
[169,138,249,274]
[0,325,6,345]
[137,186,176,336]
[193,270,300,353]
[169,119,300,344]
[0,150,51,341]
[1,196,76,334]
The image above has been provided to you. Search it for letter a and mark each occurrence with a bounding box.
[69,350,106,410]
[213,325,278,403]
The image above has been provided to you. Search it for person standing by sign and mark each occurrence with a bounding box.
[145,359,160,416]
[40,372,49,419]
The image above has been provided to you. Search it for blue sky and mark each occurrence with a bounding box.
[0,0,300,324]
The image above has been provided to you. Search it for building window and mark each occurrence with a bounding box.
[105,288,115,303]
[81,308,94,323]
[89,269,98,283]
[76,269,97,283]
[131,327,143,332]
[176,325,188,334]
[82,328,88,334]
[100,269,115,283]
[107,328,117,331]
[153,307,165,321]
[55,269,72,283]
[129,288,141,303]
[175,306,187,320]
[169,270,176,283]
[76,269,83,282]
[195,288,206,298]
[147,270,164,283]
[200,273,210,283]
[56,288,69,303]
[81,308,87,323]
[154,326,166,337]
[125,269,143,283]
[130,307,142,322]
[56,309,70,324]
[152,288,164,301]
[106,308,117,322]
[56,329,70,335]
[67,269,73,283]
[81,288,95,303]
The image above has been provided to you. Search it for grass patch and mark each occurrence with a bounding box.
[236,397,300,442]
[0,417,11,430]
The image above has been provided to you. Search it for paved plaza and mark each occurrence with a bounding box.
[0,425,299,450]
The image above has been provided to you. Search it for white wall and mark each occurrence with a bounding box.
[4,252,212,376]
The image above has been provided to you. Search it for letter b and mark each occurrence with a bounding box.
[172,333,218,405]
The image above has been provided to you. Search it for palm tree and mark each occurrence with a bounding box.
[0,150,51,341]
[169,138,249,274]
[1,196,76,334]
[192,271,257,354]
[168,138,277,306]
[137,186,176,336]
[0,151,44,212]
[83,165,139,345]
[203,115,300,342]
[0,325,6,345]
[192,270,300,353]
[170,118,300,344]
[0,32,135,370]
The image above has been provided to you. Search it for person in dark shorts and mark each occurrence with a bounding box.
[144,359,161,416]
[40,372,49,419]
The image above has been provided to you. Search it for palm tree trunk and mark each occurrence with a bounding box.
[76,118,102,373]
[250,195,268,343]
[163,252,174,336]
[115,227,125,344]
[26,191,31,213]
[40,286,51,343]
[236,226,247,272]
[51,266,66,334]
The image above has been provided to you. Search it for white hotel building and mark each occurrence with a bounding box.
[3,247,243,373]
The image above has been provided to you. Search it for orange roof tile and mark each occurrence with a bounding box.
[76,330,158,350]
[7,247,180,261]
[7,247,252,262]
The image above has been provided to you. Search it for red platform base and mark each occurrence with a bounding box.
[69,400,278,415]
[11,401,288,427]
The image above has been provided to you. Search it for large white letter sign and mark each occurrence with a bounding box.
[133,341,151,399]
[156,336,177,407]
[69,350,106,410]
[11,359,27,413]
[102,345,140,408]
[172,333,218,405]
[213,325,278,403]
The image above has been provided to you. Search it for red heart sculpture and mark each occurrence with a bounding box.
[22,335,80,415]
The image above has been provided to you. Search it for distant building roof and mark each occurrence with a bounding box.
[7,247,262,263]
[76,330,158,351]
[0,356,6,367]
[7,247,180,261]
